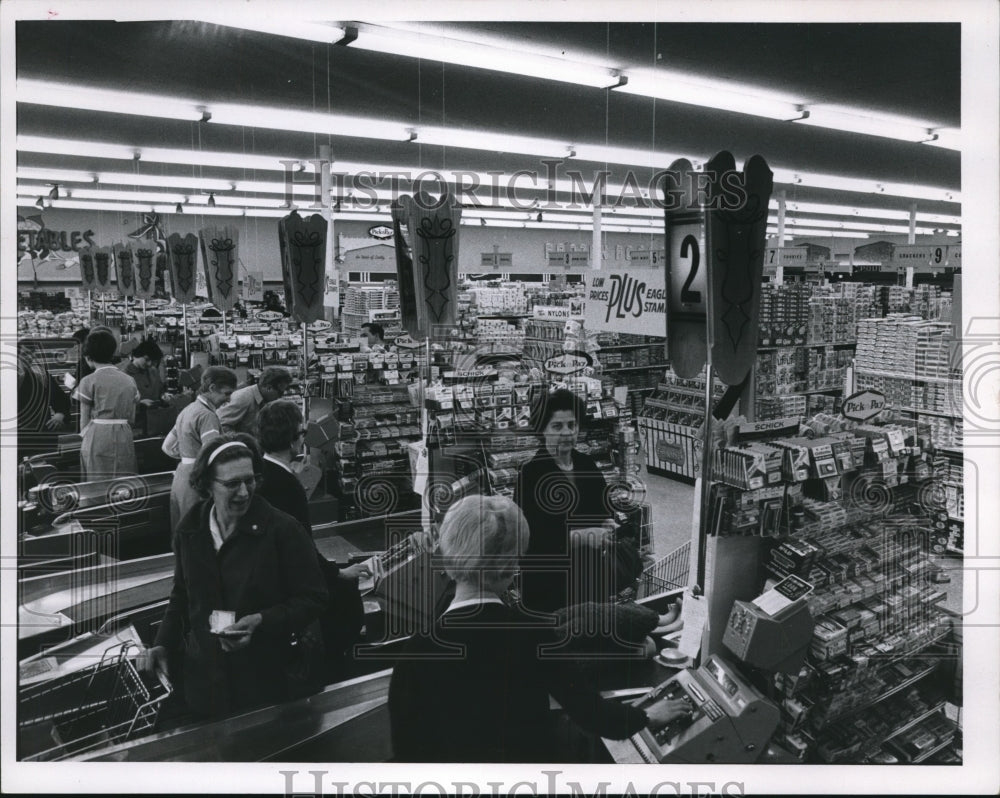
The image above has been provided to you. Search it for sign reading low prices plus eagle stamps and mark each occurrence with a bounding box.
[583,268,667,336]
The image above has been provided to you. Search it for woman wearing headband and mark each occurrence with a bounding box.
[162,366,238,530]
[141,433,328,718]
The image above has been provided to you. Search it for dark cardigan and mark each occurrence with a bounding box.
[514,447,614,613]
[154,494,328,717]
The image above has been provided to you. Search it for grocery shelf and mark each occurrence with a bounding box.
[884,703,947,743]
[854,368,960,384]
[900,407,962,419]
[911,735,957,763]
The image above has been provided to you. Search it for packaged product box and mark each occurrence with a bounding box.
[304,414,342,450]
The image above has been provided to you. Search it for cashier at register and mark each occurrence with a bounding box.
[388,494,691,762]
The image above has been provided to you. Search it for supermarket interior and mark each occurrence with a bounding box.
[5,8,999,791]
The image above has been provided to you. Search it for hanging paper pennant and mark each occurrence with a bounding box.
[392,196,420,337]
[705,151,773,386]
[199,225,240,313]
[133,246,158,301]
[243,269,265,302]
[93,246,115,295]
[662,159,710,379]
[112,241,136,298]
[127,212,167,254]
[166,233,199,304]
[79,246,99,293]
[277,216,296,312]
[278,211,327,324]
[404,191,462,336]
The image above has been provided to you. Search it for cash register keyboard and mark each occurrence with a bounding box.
[702,700,723,721]
[631,733,657,763]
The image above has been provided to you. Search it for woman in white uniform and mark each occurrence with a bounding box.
[72,329,139,480]
[163,366,237,529]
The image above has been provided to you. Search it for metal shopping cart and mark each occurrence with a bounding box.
[18,642,171,761]
[637,540,691,599]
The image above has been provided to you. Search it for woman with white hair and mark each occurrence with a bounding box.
[387,494,690,762]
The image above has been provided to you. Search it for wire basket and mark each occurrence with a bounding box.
[637,540,690,599]
[18,642,171,761]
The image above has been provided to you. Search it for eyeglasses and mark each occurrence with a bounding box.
[213,475,261,492]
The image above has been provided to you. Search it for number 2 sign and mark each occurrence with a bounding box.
[663,158,709,379]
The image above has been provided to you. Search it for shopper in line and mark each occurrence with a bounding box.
[71,329,139,480]
[141,434,328,718]
[17,343,72,460]
[360,321,386,352]
[163,365,237,529]
[388,494,690,762]
[256,399,370,679]
[217,366,291,435]
[120,338,167,405]
[514,388,622,615]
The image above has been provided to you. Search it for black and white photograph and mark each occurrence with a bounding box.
[1,0,997,794]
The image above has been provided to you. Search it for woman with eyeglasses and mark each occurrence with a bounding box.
[141,433,328,718]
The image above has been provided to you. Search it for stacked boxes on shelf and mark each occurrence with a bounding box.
[523,318,567,363]
[468,286,528,316]
[758,284,811,346]
[341,284,402,341]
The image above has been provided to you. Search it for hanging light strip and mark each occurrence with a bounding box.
[16,77,962,198]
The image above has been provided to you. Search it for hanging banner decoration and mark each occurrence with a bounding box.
[199,225,240,313]
[78,246,98,293]
[705,151,774,386]
[403,191,462,336]
[156,252,169,298]
[277,217,296,313]
[278,211,328,324]
[112,241,136,297]
[392,196,420,336]
[127,212,167,254]
[166,233,200,304]
[244,269,265,302]
[582,268,667,336]
[93,246,115,294]
[133,246,157,300]
[662,158,709,379]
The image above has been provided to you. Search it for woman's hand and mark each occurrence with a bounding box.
[138,645,170,679]
[45,412,66,430]
[339,562,372,581]
[645,698,693,730]
[653,600,683,634]
[219,613,263,652]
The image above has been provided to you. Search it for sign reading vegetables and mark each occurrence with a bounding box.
[583,269,667,336]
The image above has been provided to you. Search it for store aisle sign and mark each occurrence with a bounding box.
[842,389,886,422]
[891,244,952,269]
[583,269,667,336]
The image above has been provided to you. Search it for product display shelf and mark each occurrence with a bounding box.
[883,702,948,744]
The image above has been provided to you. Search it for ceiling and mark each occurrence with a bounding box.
[13,18,962,235]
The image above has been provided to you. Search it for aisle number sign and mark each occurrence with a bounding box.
[891,244,955,271]
[583,268,667,336]
[667,219,708,322]
[764,247,808,276]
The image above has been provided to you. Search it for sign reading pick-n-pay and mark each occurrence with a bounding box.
[583,269,667,336]
[842,389,886,422]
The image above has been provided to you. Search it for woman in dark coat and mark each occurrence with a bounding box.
[141,433,327,718]
[514,389,618,614]
[388,494,690,762]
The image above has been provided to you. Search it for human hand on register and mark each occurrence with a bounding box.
[653,600,683,635]
[218,612,262,652]
[645,698,693,730]
[339,562,372,581]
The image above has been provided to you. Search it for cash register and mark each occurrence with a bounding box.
[602,654,779,764]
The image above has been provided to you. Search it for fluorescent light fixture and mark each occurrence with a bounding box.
[780,199,961,226]
[923,128,960,151]
[414,125,571,158]
[18,79,207,122]
[348,23,623,89]
[771,167,959,203]
[31,186,188,204]
[194,18,346,45]
[795,105,960,151]
[17,167,237,193]
[209,104,412,141]
[768,227,869,239]
[617,68,802,120]
[570,144,686,170]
